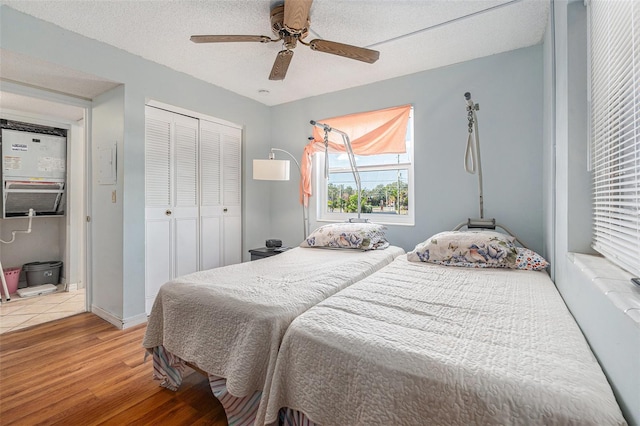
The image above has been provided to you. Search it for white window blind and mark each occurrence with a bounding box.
[589,0,640,276]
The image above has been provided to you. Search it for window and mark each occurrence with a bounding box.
[589,0,640,276]
[315,109,414,225]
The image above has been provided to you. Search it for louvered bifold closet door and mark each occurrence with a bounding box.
[145,107,173,314]
[590,0,640,277]
[199,119,242,268]
[144,106,199,314]
[199,120,223,270]
[172,118,199,279]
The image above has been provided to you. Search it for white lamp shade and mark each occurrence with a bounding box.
[253,159,290,181]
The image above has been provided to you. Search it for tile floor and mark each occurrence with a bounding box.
[0,286,86,334]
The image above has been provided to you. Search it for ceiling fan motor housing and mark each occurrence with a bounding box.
[270,4,309,40]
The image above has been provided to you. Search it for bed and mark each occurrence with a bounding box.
[143,222,404,425]
[262,232,626,425]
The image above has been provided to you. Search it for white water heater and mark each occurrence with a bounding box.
[1,127,67,218]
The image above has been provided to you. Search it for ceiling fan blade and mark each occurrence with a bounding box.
[309,39,380,64]
[190,35,273,43]
[269,50,294,80]
[284,0,313,31]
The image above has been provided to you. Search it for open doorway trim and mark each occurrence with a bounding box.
[1,80,92,313]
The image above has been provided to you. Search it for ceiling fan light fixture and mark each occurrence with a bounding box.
[190,0,380,80]
[289,35,301,49]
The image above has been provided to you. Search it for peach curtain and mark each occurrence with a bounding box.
[301,104,411,205]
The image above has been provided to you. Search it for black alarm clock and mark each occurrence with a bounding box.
[266,239,282,248]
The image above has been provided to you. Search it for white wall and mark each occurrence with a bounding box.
[546,1,639,424]
[269,46,544,254]
[91,86,125,318]
[0,216,63,285]
[1,6,272,322]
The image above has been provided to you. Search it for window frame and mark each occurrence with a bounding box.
[313,109,415,226]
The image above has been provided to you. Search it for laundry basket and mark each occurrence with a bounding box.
[2,267,21,296]
[22,261,62,287]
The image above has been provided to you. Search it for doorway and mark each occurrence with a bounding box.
[0,87,90,333]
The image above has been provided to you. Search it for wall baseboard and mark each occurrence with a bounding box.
[91,305,147,330]
[122,313,147,329]
[64,282,85,291]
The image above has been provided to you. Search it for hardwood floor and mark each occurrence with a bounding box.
[0,313,228,425]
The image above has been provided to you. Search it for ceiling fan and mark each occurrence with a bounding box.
[190,0,380,80]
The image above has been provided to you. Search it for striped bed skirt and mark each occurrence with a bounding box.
[148,346,317,426]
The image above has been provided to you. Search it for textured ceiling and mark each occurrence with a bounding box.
[0,0,548,106]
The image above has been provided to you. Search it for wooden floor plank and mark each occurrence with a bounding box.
[98,384,176,425]
[2,344,145,400]
[0,313,227,425]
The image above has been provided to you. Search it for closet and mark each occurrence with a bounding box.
[144,106,241,313]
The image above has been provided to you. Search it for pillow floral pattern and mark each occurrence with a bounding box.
[514,247,549,271]
[407,231,518,267]
[300,222,389,251]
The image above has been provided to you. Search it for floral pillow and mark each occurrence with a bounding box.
[407,231,549,271]
[300,222,389,251]
[407,231,518,267]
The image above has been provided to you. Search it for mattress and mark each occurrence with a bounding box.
[263,255,626,426]
[142,246,404,399]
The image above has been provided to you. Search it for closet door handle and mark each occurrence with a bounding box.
[165,209,172,216]
[223,208,228,212]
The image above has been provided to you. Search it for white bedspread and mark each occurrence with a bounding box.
[142,246,404,399]
[264,256,626,426]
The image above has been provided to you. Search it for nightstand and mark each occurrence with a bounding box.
[248,247,290,261]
